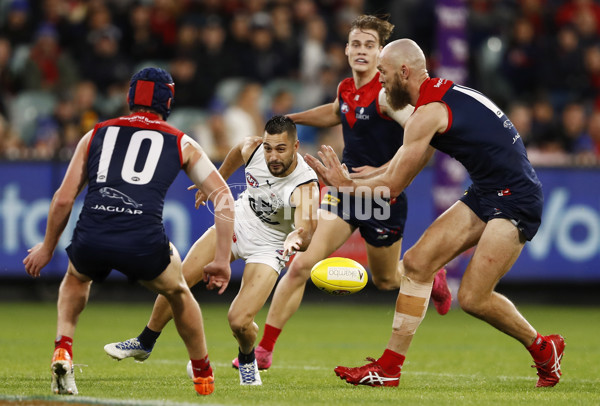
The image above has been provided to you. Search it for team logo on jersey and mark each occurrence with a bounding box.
[355,107,369,120]
[246,172,259,187]
[341,102,349,114]
[497,188,512,197]
[99,187,142,208]
[248,192,283,225]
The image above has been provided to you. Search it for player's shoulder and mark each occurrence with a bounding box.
[415,78,454,108]
[293,154,319,180]
[97,113,184,137]
[244,137,264,165]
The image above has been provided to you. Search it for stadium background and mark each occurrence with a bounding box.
[0,0,599,304]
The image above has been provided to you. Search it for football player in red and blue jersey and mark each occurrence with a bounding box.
[23,67,234,396]
[309,39,564,389]
[248,15,452,371]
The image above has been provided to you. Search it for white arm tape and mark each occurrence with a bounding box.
[182,134,217,185]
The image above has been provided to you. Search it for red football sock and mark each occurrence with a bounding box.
[527,332,552,363]
[190,355,213,378]
[377,349,405,375]
[54,335,73,360]
[258,324,281,352]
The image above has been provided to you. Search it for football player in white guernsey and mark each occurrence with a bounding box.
[104,115,320,386]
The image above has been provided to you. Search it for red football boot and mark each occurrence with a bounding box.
[532,335,565,387]
[334,357,400,387]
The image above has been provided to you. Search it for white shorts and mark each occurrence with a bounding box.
[213,219,290,274]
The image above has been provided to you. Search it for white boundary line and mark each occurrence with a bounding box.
[0,394,222,406]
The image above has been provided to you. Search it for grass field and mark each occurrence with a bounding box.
[0,298,598,406]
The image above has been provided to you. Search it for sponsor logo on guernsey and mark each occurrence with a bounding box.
[246,172,259,187]
[99,187,142,208]
[512,133,521,144]
[434,78,446,88]
[341,102,349,114]
[503,120,514,129]
[327,267,363,281]
[90,204,143,215]
[321,193,341,206]
[355,107,370,120]
[497,188,512,197]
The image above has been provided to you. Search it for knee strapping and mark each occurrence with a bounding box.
[391,275,432,335]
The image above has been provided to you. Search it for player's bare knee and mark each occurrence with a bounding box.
[402,249,425,279]
[403,249,439,283]
[159,281,188,301]
[228,310,253,335]
[457,288,485,316]
[287,258,312,282]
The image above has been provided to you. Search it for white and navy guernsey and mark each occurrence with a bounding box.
[238,144,318,241]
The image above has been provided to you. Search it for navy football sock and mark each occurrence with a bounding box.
[137,326,161,350]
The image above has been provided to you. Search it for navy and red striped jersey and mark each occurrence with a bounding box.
[416,78,541,195]
[73,112,185,253]
[338,73,404,170]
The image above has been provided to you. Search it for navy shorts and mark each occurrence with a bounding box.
[66,240,172,282]
[320,187,407,247]
[460,184,544,241]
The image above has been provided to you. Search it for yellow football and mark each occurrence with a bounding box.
[310,257,368,295]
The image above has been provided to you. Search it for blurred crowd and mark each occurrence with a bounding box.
[1,0,600,166]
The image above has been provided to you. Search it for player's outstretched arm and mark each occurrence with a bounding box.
[182,136,234,294]
[287,86,342,128]
[23,131,92,278]
[283,181,320,256]
[306,103,445,198]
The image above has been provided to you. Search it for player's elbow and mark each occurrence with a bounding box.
[212,187,234,205]
[212,189,235,220]
[52,190,76,210]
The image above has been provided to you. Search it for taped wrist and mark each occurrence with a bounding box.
[391,275,432,336]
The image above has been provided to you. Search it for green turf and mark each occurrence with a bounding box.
[0,299,598,405]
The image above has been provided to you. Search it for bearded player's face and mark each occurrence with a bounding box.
[377,56,411,111]
[385,72,411,111]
